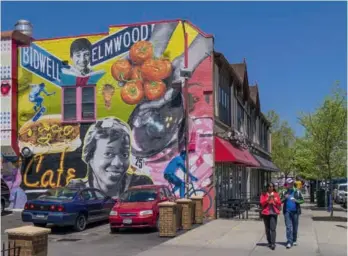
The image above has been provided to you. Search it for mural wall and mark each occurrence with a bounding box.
[17,21,214,216]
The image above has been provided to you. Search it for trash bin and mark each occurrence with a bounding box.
[316,189,325,207]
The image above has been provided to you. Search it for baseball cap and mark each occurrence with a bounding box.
[286,178,294,184]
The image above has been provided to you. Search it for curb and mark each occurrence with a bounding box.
[5,208,23,212]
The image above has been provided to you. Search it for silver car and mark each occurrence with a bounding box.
[335,183,347,204]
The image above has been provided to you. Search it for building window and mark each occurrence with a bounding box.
[62,86,96,122]
[237,102,244,132]
[218,68,231,126]
[252,110,256,142]
[248,115,251,139]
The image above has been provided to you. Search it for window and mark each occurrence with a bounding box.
[218,68,231,126]
[259,121,262,146]
[248,115,251,139]
[237,102,244,132]
[94,190,106,200]
[264,125,269,151]
[62,86,96,122]
[251,110,256,142]
[81,190,95,201]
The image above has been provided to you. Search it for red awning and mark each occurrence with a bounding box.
[214,137,260,167]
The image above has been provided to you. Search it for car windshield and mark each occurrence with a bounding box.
[38,188,78,200]
[121,189,157,202]
[339,185,347,192]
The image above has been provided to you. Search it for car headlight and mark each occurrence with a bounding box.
[139,210,153,216]
[109,210,118,216]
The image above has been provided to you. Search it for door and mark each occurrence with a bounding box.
[215,163,237,218]
[80,189,103,222]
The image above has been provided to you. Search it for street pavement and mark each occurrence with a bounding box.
[134,204,347,256]
[1,204,346,256]
[1,211,171,256]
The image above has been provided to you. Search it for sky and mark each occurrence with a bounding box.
[1,1,347,136]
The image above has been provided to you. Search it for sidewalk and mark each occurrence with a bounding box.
[135,207,347,256]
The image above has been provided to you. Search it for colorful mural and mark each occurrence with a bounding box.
[1,155,27,209]
[17,21,214,215]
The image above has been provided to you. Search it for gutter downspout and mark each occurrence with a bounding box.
[181,20,190,199]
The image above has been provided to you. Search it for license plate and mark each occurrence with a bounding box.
[36,214,46,219]
[123,218,132,224]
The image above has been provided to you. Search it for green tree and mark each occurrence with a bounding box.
[267,110,296,179]
[298,83,347,216]
[293,137,320,180]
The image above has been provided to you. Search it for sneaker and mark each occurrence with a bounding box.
[271,244,276,250]
[286,243,292,249]
[293,242,297,246]
[268,243,272,247]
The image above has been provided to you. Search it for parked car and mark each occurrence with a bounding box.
[342,193,347,208]
[1,178,10,214]
[22,187,115,231]
[109,185,175,232]
[334,183,347,204]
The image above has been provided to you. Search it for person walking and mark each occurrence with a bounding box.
[260,182,281,250]
[280,178,304,249]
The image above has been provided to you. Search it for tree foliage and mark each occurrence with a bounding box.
[267,110,296,178]
[298,83,347,180]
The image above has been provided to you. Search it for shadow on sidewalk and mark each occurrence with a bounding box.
[312,216,347,222]
[256,242,287,247]
[1,210,13,216]
[302,206,347,212]
[336,224,347,229]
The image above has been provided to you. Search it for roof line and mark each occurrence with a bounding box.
[32,19,213,42]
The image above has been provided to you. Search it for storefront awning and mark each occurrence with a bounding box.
[252,154,280,172]
[214,137,260,167]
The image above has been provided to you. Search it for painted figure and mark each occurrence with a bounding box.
[70,38,93,76]
[28,83,55,112]
[1,155,27,209]
[79,117,153,197]
[163,151,198,198]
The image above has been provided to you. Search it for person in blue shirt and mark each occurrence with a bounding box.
[280,178,304,249]
[163,151,198,198]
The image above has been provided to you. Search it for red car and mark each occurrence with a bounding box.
[109,185,175,232]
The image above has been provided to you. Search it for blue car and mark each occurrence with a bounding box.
[22,187,116,231]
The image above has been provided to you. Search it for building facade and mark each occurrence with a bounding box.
[1,20,278,219]
[2,20,217,217]
[213,53,279,215]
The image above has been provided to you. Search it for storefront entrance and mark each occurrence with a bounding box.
[215,163,247,218]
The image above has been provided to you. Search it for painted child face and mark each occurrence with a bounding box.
[72,49,90,73]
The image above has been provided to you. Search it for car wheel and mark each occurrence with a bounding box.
[74,214,87,232]
[110,227,119,233]
[34,223,47,228]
